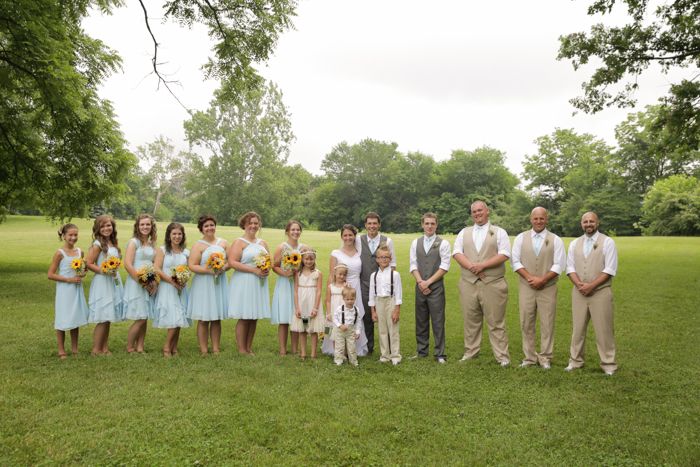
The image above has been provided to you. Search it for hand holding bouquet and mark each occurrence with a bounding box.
[171,264,192,295]
[101,256,121,285]
[254,252,271,278]
[281,250,302,273]
[206,252,226,285]
[137,264,160,296]
[70,257,87,278]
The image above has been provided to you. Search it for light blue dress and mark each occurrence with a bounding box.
[54,248,89,331]
[228,238,271,320]
[187,238,228,321]
[88,240,124,323]
[153,247,191,329]
[270,242,303,325]
[122,238,156,320]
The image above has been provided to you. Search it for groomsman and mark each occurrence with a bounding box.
[511,207,566,369]
[565,211,618,375]
[409,213,451,363]
[452,201,511,366]
[357,212,396,354]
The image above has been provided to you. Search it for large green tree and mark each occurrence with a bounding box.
[523,129,641,235]
[184,81,302,227]
[0,0,297,222]
[641,174,700,235]
[558,0,699,151]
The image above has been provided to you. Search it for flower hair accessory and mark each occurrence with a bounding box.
[334,263,349,270]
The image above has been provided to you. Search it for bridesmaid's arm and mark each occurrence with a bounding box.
[293,272,301,318]
[86,244,102,274]
[188,244,209,274]
[155,248,178,288]
[124,240,139,281]
[328,254,337,286]
[228,239,263,276]
[47,251,80,283]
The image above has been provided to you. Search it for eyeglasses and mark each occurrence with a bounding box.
[377,256,391,260]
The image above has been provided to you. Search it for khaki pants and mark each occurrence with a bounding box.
[374,296,401,362]
[569,286,616,372]
[334,327,358,366]
[519,283,557,365]
[458,277,510,363]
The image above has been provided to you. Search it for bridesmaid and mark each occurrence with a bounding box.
[123,214,157,353]
[154,222,191,357]
[86,215,124,355]
[270,220,303,355]
[187,215,229,355]
[228,211,271,355]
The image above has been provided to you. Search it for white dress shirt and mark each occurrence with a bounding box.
[566,232,618,276]
[511,228,566,274]
[355,233,397,267]
[452,223,511,258]
[368,268,403,306]
[333,305,361,335]
[408,235,451,273]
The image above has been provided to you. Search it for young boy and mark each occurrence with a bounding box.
[369,245,403,365]
[333,286,361,366]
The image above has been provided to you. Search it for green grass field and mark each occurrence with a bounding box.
[1,215,698,465]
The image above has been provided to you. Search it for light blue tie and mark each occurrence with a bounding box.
[369,238,377,255]
[533,234,543,256]
[424,236,434,254]
[584,237,594,257]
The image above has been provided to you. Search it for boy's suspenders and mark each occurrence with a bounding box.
[373,270,394,297]
[340,305,358,325]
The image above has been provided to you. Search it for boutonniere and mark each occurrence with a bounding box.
[489,229,495,237]
[593,243,598,250]
[545,239,549,247]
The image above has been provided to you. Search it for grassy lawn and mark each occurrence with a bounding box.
[0,215,698,465]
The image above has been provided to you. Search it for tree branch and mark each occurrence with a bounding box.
[137,0,191,114]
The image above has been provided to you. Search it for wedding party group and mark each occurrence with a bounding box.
[48,202,618,375]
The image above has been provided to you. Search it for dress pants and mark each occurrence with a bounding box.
[415,282,446,358]
[458,277,510,363]
[569,287,616,372]
[374,296,401,362]
[519,283,557,365]
[334,327,358,366]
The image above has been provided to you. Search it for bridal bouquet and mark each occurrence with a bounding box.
[206,252,226,285]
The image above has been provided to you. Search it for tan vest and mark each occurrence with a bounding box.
[460,225,505,284]
[519,230,558,289]
[573,233,612,290]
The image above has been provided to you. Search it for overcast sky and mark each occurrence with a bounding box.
[84,0,683,178]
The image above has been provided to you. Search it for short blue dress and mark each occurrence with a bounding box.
[153,247,191,329]
[54,248,89,331]
[187,238,228,321]
[88,240,124,323]
[228,238,271,320]
[122,238,156,320]
[270,242,303,325]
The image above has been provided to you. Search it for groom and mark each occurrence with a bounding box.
[357,212,396,355]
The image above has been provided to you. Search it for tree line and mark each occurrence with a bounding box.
[89,82,699,236]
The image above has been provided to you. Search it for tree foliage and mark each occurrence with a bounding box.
[184,81,307,227]
[641,174,700,235]
[523,128,641,235]
[0,0,297,223]
[558,0,700,154]
[0,0,134,221]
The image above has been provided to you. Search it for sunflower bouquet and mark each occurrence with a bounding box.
[100,256,121,285]
[137,264,160,295]
[171,264,192,295]
[206,252,226,285]
[254,252,272,274]
[281,249,302,272]
[70,257,87,277]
